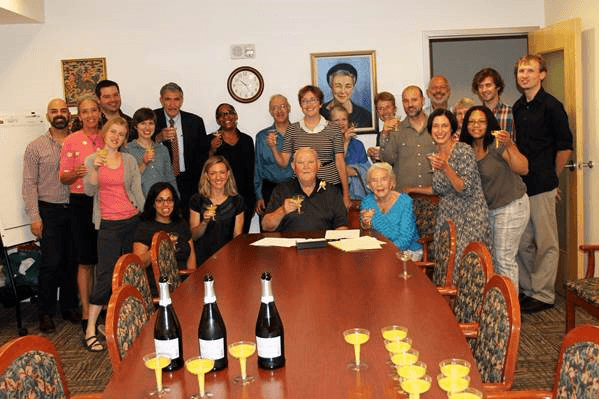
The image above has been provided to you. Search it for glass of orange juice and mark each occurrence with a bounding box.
[185,356,215,398]
[228,341,256,384]
[143,352,171,396]
[343,328,370,370]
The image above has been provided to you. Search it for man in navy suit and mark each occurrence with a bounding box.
[153,82,209,218]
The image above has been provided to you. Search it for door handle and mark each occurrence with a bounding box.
[565,161,577,171]
[581,161,594,169]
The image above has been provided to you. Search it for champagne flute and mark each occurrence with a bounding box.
[360,208,375,230]
[399,374,431,399]
[397,361,427,380]
[380,325,408,341]
[438,373,470,397]
[185,356,215,398]
[143,352,171,396]
[228,341,257,384]
[396,251,412,279]
[426,152,437,173]
[206,204,217,221]
[448,387,484,399]
[439,358,471,378]
[343,328,370,371]
[291,194,305,214]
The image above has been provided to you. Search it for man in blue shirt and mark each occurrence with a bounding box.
[254,94,294,216]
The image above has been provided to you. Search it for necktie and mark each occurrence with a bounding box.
[169,118,180,176]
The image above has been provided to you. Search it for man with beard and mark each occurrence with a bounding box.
[374,86,436,192]
[424,75,451,115]
[22,98,80,332]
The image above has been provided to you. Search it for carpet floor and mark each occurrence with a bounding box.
[0,294,597,395]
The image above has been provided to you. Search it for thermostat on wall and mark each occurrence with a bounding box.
[230,44,256,59]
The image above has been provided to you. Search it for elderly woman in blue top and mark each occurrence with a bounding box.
[360,162,421,256]
[123,108,178,197]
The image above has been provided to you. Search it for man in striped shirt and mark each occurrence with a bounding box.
[22,98,80,332]
[472,67,514,136]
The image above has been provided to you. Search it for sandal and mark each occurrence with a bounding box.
[82,335,105,352]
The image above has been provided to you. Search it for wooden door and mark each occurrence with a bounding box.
[528,18,583,281]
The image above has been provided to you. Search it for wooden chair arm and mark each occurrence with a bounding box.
[418,236,433,245]
[459,322,479,338]
[485,391,551,399]
[414,261,435,269]
[177,269,196,277]
[437,287,457,297]
[483,382,514,392]
[579,244,599,278]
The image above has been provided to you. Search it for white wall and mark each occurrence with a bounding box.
[545,1,599,244]
[0,0,544,153]
[0,0,43,22]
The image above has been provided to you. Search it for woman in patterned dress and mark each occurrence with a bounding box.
[408,109,491,284]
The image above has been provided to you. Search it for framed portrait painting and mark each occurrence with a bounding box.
[61,58,107,107]
[310,50,377,133]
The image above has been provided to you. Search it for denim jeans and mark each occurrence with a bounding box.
[489,193,530,293]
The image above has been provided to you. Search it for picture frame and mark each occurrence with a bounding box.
[310,50,377,133]
[61,57,107,107]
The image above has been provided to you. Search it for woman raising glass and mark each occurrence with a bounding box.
[59,97,104,333]
[269,85,351,208]
[408,109,491,284]
[133,182,196,270]
[189,156,244,267]
[460,106,529,292]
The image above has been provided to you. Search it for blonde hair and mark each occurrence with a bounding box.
[100,117,129,148]
[198,156,238,197]
[366,162,396,189]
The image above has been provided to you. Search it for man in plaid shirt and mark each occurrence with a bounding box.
[472,67,514,137]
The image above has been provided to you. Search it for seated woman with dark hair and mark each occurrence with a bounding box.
[360,162,421,256]
[133,182,196,270]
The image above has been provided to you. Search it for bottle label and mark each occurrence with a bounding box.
[154,338,179,359]
[256,336,281,358]
[199,338,225,360]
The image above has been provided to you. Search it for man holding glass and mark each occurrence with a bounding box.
[262,148,347,232]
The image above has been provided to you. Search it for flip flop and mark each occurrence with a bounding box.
[82,335,105,352]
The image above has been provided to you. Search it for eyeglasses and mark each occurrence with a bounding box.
[301,98,320,105]
[270,105,289,111]
[217,111,236,118]
[468,119,487,125]
[155,198,174,205]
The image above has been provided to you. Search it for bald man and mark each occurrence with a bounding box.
[22,98,80,332]
[424,75,451,115]
[262,147,348,232]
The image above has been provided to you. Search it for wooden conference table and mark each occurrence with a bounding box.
[103,233,482,398]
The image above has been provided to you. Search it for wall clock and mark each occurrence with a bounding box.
[227,66,264,103]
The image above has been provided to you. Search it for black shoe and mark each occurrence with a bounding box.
[39,314,56,333]
[62,309,82,323]
[522,297,554,314]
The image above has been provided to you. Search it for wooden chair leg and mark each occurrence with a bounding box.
[565,289,576,333]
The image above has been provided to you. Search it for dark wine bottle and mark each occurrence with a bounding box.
[256,272,285,369]
[154,275,183,371]
[198,274,228,371]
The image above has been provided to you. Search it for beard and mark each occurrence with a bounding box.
[50,115,68,129]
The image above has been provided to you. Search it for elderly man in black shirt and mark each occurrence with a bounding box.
[513,54,573,313]
[262,147,348,232]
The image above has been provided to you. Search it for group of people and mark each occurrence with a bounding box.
[22,52,572,353]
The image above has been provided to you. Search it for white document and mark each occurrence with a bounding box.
[328,236,385,252]
[250,237,298,247]
[325,229,360,240]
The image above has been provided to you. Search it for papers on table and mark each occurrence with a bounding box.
[251,230,386,252]
[328,236,386,252]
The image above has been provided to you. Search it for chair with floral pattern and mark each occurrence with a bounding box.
[105,284,149,373]
[151,231,194,292]
[565,244,599,332]
[112,253,156,317]
[408,192,439,262]
[0,335,101,398]
[460,275,520,393]
[414,220,456,294]
[451,242,494,324]
[486,324,599,399]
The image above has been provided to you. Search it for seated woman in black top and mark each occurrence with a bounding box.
[133,182,196,270]
[189,155,244,267]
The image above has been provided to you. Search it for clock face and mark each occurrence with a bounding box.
[227,66,264,103]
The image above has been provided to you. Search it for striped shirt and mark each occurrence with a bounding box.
[493,102,514,138]
[282,118,344,185]
[22,130,70,222]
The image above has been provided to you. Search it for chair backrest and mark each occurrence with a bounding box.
[552,324,599,398]
[151,231,180,291]
[106,284,149,373]
[112,253,155,316]
[452,242,494,324]
[409,192,439,261]
[0,335,70,398]
[472,275,521,390]
[432,219,457,289]
[580,244,599,278]
[348,200,361,229]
